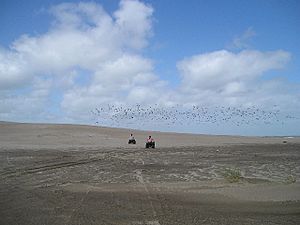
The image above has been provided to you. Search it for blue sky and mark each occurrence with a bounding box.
[0,0,299,135]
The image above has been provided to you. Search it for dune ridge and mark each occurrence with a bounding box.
[1,122,300,225]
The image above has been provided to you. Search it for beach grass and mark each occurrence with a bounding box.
[223,167,242,183]
[285,175,296,184]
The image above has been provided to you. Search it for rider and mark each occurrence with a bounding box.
[128,133,136,144]
[147,135,154,143]
[146,135,155,148]
[129,133,135,140]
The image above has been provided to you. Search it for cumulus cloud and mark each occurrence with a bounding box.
[0,77,53,122]
[0,49,29,89]
[176,49,293,107]
[0,0,163,121]
[114,0,153,49]
[0,0,154,86]
[178,50,290,90]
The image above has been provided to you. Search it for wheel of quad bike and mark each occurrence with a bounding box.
[128,140,136,144]
[146,142,155,148]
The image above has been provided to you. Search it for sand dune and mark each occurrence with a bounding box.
[1,121,299,149]
[1,122,300,225]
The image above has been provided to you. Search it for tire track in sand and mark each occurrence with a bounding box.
[134,158,161,225]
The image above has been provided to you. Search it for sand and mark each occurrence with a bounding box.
[0,122,300,224]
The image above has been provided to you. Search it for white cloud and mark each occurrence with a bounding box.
[92,54,154,87]
[60,53,169,119]
[0,0,159,122]
[0,1,154,88]
[0,77,53,122]
[177,49,290,93]
[174,49,300,113]
[0,49,30,89]
[228,27,257,50]
[114,0,153,49]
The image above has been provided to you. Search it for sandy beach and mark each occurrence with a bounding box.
[1,122,300,225]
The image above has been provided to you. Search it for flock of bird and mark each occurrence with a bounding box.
[91,104,298,128]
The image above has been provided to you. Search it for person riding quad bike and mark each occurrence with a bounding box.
[128,134,136,144]
[145,135,155,148]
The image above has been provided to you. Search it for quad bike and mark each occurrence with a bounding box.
[145,141,155,148]
[128,139,136,144]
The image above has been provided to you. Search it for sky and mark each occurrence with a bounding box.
[0,0,300,136]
